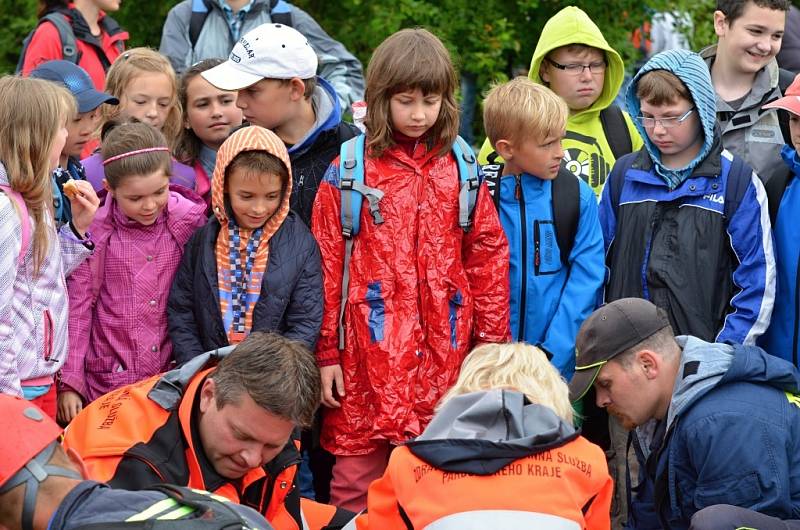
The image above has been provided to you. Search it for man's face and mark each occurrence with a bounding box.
[714,2,786,75]
[540,46,606,112]
[198,379,295,479]
[594,358,656,431]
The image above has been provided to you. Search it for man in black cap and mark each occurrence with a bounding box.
[569,297,800,530]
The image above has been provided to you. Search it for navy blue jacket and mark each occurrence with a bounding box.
[628,337,800,529]
[167,211,322,364]
[51,480,273,529]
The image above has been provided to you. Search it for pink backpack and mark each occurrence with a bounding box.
[0,185,30,266]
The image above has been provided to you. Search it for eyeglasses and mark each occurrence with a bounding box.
[635,107,696,129]
[546,58,607,76]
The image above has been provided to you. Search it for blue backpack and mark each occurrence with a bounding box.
[335,134,481,349]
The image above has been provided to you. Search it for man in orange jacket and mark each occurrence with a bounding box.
[63,332,353,530]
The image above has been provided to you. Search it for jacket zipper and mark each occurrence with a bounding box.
[126,451,167,482]
[43,310,54,361]
[793,252,800,367]
[516,175,527,342]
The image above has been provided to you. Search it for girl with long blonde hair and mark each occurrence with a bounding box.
[0,75,99,419]
[82,48,197,194]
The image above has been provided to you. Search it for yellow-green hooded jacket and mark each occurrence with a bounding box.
[479,6,643,197]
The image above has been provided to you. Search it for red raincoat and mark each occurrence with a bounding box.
[311,140,511,455]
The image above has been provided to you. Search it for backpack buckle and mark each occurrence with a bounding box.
[340,178,354,190]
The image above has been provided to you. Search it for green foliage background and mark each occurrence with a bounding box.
[0,0,721,80]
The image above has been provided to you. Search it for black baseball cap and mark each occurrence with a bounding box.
[569,298,671,402]
[30,60,118,113]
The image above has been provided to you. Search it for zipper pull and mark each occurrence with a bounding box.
[515,175,521,200]
[535,241,540,268]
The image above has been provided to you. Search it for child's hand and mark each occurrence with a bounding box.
[320,364,345,408]
[57,390,83,424]
[66,180,100,237]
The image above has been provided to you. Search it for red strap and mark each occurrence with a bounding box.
[0,185,30,267]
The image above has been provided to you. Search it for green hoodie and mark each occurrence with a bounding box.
[479,6,643,197]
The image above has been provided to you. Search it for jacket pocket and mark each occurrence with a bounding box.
[534,220,562,276]
[43,309,54,361]
[448,290,463,349]
[693,471,760,509]
[364,282,386,343]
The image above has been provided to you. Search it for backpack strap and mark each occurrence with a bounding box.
[17,12,79,73]
[550,167,580,265]
[777,67,796,145]
[764,164,791,227]
[269,0,294,26]
[452,135,481,232]
[599,105,633,161]
[189,0,211,50]
[339,135,384,238]
[607,153,638,220]
[480,152,503,213]
[337,134,384,351]
[722,152,753,224]
[0,185,31,268]
[98,14,126,54]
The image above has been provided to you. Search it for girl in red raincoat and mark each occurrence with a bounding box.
[311,28,511,512]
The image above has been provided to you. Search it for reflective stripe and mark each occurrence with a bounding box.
[126,498,178,521]
[158,505,196,520]
[423,510,581,530]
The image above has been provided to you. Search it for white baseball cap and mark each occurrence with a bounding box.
[201,23,318,91]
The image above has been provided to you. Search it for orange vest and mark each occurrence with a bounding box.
[354,436,613,529]
[62,367,338,530]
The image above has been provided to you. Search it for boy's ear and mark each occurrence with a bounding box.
[101,178,112,195]
[713,10,729,38]
[494,139,515,161]
[289,78,306,101]
[539,61,551,84]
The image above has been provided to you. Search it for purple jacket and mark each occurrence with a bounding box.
[61,185,206,401]
[81,152,197,192]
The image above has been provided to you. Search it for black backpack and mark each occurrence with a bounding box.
[189,0,293,50]
[16,9,124,73]
[482,158,580,266]
[72,484,270,529]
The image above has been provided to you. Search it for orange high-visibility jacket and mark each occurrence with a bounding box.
[62,353,344,530]
[353,390,613,529]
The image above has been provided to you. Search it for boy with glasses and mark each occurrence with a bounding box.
[600,48,775,351]
[479,6,643,198]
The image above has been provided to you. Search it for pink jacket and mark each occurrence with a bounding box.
[61,186,206,401]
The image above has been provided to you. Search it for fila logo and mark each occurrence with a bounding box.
[703,193,724,205]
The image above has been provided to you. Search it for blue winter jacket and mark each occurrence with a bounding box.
[602,49,775,345]
[496,170,604,378]
[760,145,800,366]
[628,337,800,529]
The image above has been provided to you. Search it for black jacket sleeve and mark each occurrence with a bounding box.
[168,230,207,365]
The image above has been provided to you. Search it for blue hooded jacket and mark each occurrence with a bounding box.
[760,146,800,366]
[495,169,605,378]
[600,50,775,346]
[628,337,800,529]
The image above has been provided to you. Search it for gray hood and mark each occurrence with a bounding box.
[409,390,578,474]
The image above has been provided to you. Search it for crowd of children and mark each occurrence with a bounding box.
[2,0,800,528]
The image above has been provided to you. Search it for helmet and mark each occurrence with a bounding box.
[0,394,62,486]
[0,395,80,530]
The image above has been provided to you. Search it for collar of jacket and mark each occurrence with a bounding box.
[631,133,724,180]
